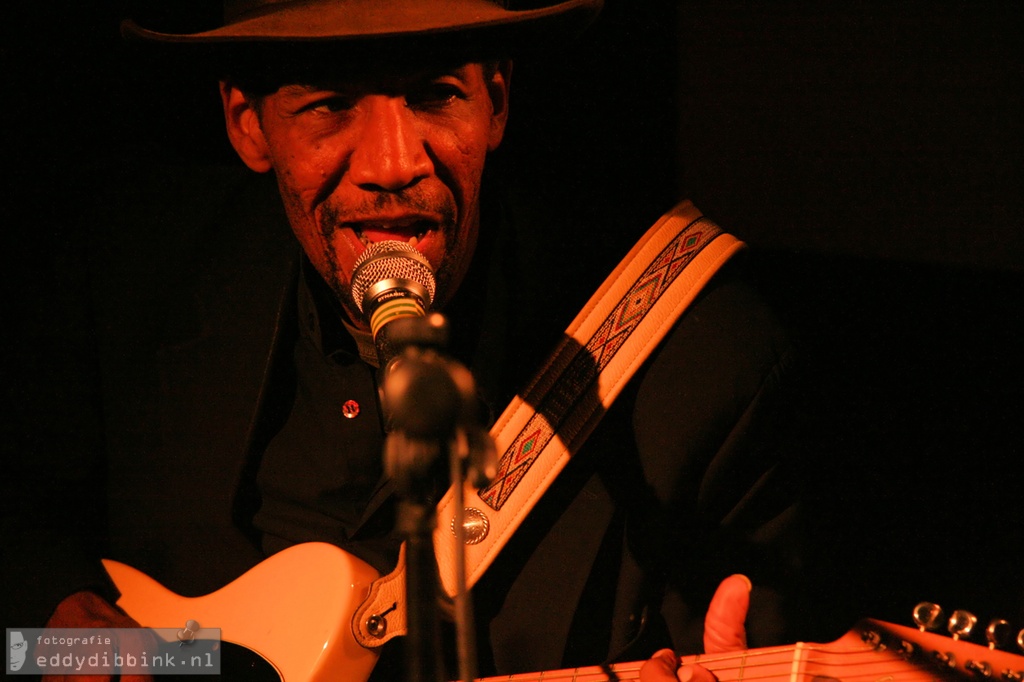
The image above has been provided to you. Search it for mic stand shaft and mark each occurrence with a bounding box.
[387,430,446,682]
[449,432,477,682]
[381,315,489,682]
[395,495,443,682]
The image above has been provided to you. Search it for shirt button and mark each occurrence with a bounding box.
[342,400,361,419]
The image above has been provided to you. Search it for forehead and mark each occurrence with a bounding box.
[222,45,492,95]
[280,61,484,95]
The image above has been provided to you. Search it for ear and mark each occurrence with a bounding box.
[220,82,273,173]
[486,60,513,151]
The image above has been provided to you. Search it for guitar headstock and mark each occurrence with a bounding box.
[857,603,1024,680]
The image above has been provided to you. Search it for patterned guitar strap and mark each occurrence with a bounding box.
[353,200,745,648]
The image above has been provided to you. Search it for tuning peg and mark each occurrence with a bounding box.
[913,602,944,631]
[985,619,1012,650]
[948,609,978,641]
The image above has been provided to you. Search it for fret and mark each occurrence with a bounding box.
[789,641,805,682]
[683,644,802,681]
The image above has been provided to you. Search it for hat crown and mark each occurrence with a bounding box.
[223,0,509,24]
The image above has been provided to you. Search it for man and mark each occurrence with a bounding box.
[5,0,797,679]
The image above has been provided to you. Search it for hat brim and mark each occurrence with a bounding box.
[121,0,602,46]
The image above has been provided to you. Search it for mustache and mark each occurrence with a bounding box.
[319,189,456,230]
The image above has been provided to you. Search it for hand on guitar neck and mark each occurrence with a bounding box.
[640,574,752,682]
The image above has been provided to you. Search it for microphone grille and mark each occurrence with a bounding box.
[350,240,437,314]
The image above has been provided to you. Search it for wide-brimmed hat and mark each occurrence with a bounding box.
[122,0,603,47]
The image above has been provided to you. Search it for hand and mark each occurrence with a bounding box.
[639,574,752,681]
[40,591,154,682]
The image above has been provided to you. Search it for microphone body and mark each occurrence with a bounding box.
[351,240,437,372]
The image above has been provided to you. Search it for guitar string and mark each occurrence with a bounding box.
[697,647,965,682]
[476,637,1022,681]
[483,663,954,682]
[685,655,961,682]
[479,667,946,682]
[475,644,963,682]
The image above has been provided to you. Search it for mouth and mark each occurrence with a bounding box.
[345,215,440,249]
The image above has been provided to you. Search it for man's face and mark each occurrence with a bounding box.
[222,60,510,327]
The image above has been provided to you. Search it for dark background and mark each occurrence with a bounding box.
[4,0,1022,651]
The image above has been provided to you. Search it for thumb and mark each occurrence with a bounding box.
[703,574,751,654]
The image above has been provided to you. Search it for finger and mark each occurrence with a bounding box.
[46,591,141,629]
[703,573,751,654]
[676,664,719,682]
[639,649,679,682]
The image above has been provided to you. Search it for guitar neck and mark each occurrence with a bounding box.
[474,645,817,682]
[475,619,1024,681]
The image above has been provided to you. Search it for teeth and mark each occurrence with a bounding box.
[353,226,428,248]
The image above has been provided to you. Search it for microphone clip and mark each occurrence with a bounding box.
[380,314,495,494]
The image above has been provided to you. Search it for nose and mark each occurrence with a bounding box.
[349,97,434,192]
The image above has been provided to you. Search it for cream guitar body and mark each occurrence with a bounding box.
[102,542,380,682]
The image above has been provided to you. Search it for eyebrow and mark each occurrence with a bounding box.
[280,63,473,96]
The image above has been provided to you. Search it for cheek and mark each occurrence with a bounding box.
[275,171,334,275]
[275,168,319,241]
[267,124,343,199]
[276,153,334,204]
[271,138,345,241]
[434,121,491,198]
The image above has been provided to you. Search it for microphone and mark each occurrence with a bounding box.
[351,240,437,371]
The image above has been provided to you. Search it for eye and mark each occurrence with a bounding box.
[406,82,465,110]
[303,94,356,115]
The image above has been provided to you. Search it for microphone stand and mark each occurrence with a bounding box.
[387,432,445,682]
[381,314,491,682]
